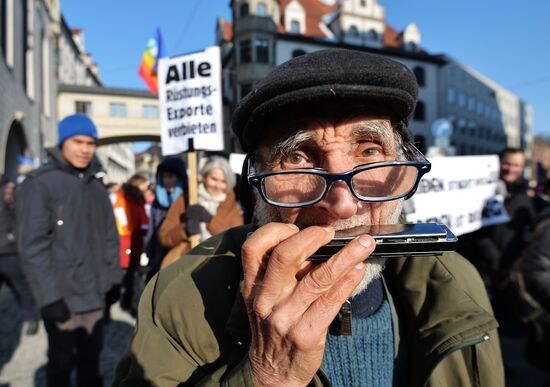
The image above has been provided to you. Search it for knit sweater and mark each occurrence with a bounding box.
[322,278,394,386]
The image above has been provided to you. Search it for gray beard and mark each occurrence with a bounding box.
[252,194,403,296]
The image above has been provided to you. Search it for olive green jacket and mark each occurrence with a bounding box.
[113,225,504,387]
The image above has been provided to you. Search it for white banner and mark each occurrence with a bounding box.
[158,46,224,155]
[404,155,509,236]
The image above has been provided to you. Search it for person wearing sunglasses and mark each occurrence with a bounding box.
[114,49,503,387]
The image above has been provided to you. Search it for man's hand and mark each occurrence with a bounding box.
[241,223,375,387]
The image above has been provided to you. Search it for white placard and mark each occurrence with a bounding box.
[158,46,224,155]
[404,155,509,236]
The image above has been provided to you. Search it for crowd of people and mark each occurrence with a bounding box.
[2,113,244,387]
[1,49,549,387]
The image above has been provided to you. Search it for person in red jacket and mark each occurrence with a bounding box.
[111,175,148,315]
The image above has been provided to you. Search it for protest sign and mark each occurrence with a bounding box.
[158,46,224,155]
[404,155,509,236]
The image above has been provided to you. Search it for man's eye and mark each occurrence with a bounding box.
[282,153,309,166]
[361,147,383,158]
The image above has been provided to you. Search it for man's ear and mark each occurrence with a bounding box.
[239,155,256,224]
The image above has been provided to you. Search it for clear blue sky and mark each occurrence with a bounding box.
[61,0,550,137]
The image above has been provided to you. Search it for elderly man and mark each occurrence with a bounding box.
[114,49,503,386]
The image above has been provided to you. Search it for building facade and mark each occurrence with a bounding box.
[217,0,533,159]
[0,0,59,181]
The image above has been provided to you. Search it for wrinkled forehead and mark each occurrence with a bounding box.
[256,111,399,161]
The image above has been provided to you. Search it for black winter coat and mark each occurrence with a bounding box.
[522,206,550,312]
[458,178,535,285]
[16,147,122,313]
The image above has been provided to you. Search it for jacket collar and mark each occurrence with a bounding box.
[46,147,97,181]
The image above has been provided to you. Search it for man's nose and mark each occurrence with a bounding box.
[317,180,358,219]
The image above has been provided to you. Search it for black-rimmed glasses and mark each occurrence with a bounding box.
[247,143,431,208]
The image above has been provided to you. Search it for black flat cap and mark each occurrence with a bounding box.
[232,48,418,152]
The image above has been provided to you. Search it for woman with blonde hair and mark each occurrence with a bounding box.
[158,156,243,268]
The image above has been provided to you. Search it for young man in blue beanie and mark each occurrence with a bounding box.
[114,49,503,386]
[17,114,121,387]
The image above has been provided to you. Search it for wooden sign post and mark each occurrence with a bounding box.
[186,139,200,249]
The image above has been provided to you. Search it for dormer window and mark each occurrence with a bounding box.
[290,20,301,33]
[257,2,267,16]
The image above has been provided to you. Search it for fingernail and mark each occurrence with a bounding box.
[355,262,365,270]
[357,235,372,248]
[322,226,334,233]
[286,223,299,230]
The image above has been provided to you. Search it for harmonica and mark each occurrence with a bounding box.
[309,223,457,260]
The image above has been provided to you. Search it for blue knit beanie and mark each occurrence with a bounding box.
[57,114,98,145]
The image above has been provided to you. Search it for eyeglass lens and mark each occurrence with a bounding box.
[262,165,419,205]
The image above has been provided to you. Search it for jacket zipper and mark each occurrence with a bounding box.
[422,332,490,387]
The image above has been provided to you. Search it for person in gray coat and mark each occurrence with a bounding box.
[16,114,121,387]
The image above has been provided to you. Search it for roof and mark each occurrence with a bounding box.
[221,0,432,55]
[279,0,337,38]
[223,20,233,42]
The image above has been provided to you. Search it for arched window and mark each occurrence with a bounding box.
[366,29,378,41]
[413,101,425,122]
[413,66,425,87]
[348,25,359,38]
[292,49,306,58]
[240,3,249,17]
[256,2,267,16]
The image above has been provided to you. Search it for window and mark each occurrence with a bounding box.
[348,26,359,38]
[290,20,301,33]
[1,0,6,60]
[447,87,456,104]
[75,101,92,115]
[240,83,252,99]
[142,105,158,119]
[366,29,378,41]
[360,0,367,6]
[240,39,251,63]
[256,2,267,16]
[477,101,484,115]
[468,96,476,112]
[458,119,466,134]
[413,101,425,121]
[292,49,306,58]
[110,103,127,117]
[413,66,425,87]
[255,39,269,63]
[458,93,466,108]
[240,3,249,16]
